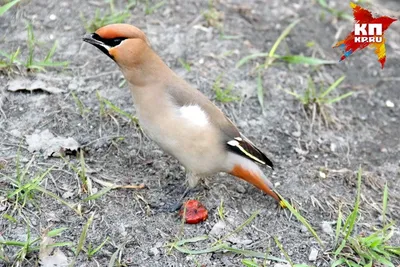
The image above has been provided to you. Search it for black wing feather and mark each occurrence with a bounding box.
[226,137,274,169]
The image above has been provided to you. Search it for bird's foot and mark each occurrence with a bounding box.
[160,187,201,212]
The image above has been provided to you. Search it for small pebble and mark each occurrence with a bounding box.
[236,184,246,194]
[148,247,159,257]
[227,237,252,245]
[321,221,333,235]
[309,247,318,261]
[209,220,226,237]
[68,82,78,90]
[49,14,57,21]
[319,171,326,179]
[330,143,336,152]
[385,100,394,108]
[292,131,301,138]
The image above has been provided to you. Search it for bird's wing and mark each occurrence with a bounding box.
[167,81,273,169]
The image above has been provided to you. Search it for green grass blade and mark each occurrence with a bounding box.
[344,168,362,240]
[282,88,302,99]
[83,186,113,201]
[376,257,394,267]
[89,237,109,256]
[35,186,79,214]
[386,246,400,255]
[3,214,17,223]
[382,182,388,226]
[75,212,95,256]
[145,0,166,15]
[107,242,125,267]
[317,0,329,8]
[331,258,346,267]
[216,210,260,245]
[0,50,13,60]
[44,41,57,62]
[26,23,35,67]
[335,205,342,246]
[223,245,286,262]
[102,97,139,124]
[273,237,293,266]
[171,241,287,262]
[236,53,269,68]
[34,61,69,67]
[172,242,226,255]
[325,92,353,104]
[174,235,209,246]
[47,227,68,237]
[268,19,301,58]
[0,240,27,246]
[242,259,259,267]
[218,198,225,221]
[79,149,87,186]
[277,55,336,65]
[8,162,48,199]
[319,75,345,98]
[279,195,324,248]
[0,0,20,16]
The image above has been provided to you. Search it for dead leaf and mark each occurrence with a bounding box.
[39,236,68,267]
[25,129,80,158]
[40,248,68,267]
[7,78,65,94]
[39,236,54,260]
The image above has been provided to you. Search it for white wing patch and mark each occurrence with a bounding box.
[227,140,239,146]
[179,105,209,127]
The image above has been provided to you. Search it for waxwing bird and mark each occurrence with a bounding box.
[83,24,285,207]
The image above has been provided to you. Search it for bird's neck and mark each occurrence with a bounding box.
[121,49,174,89]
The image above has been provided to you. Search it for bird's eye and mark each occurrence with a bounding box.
[111,38,125,46]
[91,33,126,47]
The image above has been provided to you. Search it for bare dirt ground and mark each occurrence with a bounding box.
[0,0,399,266]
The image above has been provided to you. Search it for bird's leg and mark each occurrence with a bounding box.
[187,172,201,189]
[166,173,202,212]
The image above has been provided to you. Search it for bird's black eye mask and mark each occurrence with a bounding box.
[91,33,127,47]
[83,33,127,60]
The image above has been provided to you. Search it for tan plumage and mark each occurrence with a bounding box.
[83,24,284,207]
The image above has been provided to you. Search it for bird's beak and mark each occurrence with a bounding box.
[83,34,113,59]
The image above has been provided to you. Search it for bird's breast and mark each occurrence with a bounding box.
[135,101,226,174]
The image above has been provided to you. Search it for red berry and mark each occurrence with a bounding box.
[179,199,208,224]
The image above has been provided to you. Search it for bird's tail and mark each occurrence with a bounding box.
[227,154,285,208]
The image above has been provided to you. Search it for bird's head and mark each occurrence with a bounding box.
[83,23,173,87]
[83,23,151,69]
